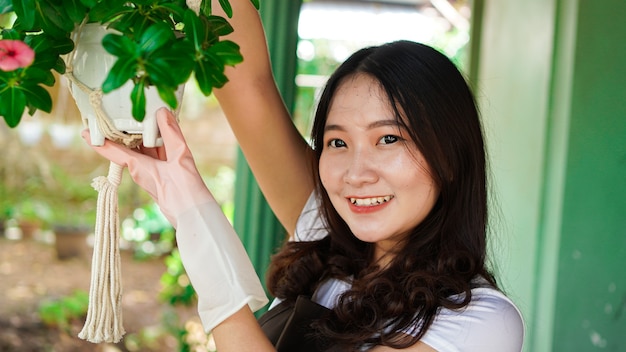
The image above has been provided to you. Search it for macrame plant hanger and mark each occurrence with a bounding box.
[62,21,145,344]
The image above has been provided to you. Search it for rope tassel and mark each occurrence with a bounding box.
[64,22,176,343]
[78,162,125,343]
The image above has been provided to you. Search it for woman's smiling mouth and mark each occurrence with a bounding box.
[349,195,394,206]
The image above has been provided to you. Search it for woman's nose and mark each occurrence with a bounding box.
[343,150,379,186]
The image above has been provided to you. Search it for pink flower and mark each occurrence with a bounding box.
[0,40,35,71]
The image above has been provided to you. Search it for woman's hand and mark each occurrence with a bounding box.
[84,107,269,334]
[82,107,213,227]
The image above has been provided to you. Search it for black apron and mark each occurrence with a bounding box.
[258,295,331,352]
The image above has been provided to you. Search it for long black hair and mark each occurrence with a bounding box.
[267,40,495,350]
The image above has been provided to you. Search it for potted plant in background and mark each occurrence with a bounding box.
[13,197,53,239]
[0,0,258,143]
[47,165,97,260]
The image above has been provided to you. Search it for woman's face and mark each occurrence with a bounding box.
[319,74,440,260]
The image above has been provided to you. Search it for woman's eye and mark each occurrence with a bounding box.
[328,139,347,148]
[379,135,400,145]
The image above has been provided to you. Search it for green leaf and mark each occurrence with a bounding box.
[130,81,146,122]
[194,53,228,96]
[0,0,13,14]
[159,2,187,21]
[106,11,139,35]
[249,0,260,10]
[218,0,233,18]
[12,0,35,29]
[144,58,178,88]
[24,34,52,53]
[138,23,175,55]
[20,83,52,112]
[0,28,20,40]
[79,0,98,8]
[34,1,74,38]
[149,44,195,85]
[50,36,75,56]
[0,87,27,128]
[156,85,178,110]
[52,57,66,74]
[23,67,56,86]
[205,15,234,37]
[102,34,139,58]
[199,0,211,17]
[64,0,89,24]
[183,9,205,52]
[102,57,137,93]
[208,40,243,66]
[88,0,130,23]
[29,53,62,74]
[26,35,73,72]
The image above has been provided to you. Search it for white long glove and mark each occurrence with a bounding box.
[82,108,269,332]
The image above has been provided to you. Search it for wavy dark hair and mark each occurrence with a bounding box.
[266,40,496,350]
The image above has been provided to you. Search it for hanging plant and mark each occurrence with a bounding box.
[0,0,259,127]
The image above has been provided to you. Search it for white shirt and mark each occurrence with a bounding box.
[280,193,525,351]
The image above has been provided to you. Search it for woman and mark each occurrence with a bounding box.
[84,0,524,350]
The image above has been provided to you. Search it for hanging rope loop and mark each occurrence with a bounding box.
[65,21,132,344]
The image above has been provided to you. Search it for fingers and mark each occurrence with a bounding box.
[81,129,140,167]
[155,107,189,160]
[138,144,166,161]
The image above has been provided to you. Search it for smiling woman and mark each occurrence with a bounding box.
[318,74,439,260]
[80,0,524,351]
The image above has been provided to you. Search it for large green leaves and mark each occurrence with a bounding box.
[218,0,232,18]
[2,0,252,126]
[12,0,75,38]
[101,33,137,58]
[0,76,52,128]
[130,80,146,121]
[100,22,194,121]
[0,84,27,127]
[101,34,139,93]
[181,9,242,96]
[194,40,242,95]
[198,0,259,17]
[0,0,13,14]
[25,34,74,74]
[20,81,52,112]
[210,40,243,66]
[10,0,35,29]
[138,22,175,54]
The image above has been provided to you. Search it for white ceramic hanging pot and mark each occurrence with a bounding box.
[68,24,184,147]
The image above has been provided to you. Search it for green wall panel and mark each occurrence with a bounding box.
[476,1,557,345]
[552,0,626,349]
[475,0,626,350]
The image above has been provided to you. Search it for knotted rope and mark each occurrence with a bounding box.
[63,22,138,343]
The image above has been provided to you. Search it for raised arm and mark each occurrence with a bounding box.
[212,0,315,236]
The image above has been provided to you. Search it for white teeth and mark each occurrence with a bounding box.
[350,195,392,206]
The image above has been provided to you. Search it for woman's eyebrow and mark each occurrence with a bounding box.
[324,119,402,132]
[367,119,402,129]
